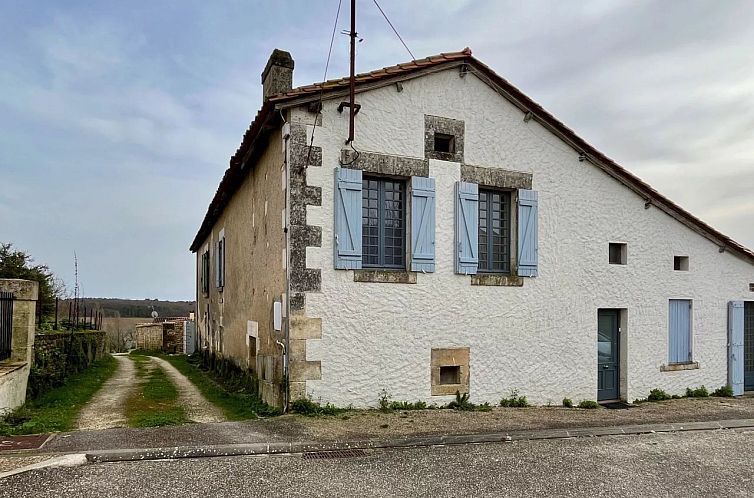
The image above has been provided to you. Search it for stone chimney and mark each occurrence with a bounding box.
[261,49,294,101]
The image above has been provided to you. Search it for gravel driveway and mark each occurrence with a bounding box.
[75,355,136,430]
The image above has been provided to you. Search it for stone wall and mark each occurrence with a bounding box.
[28,330,106,398]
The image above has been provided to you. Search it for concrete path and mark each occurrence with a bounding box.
[149,357,224,424]
[76,355,136,431]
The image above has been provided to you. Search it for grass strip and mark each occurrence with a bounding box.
[0,354,118,435]
[126,355,188,428]
[155,354,271,420]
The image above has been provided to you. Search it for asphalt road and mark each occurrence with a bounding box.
[3,429,754,497]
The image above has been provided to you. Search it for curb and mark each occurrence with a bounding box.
[84,418,754,464]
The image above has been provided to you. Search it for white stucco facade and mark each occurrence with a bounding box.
[291,68,754,407]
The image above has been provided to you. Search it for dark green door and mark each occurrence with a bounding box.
[745,302,754,391]
[598,310,620,401]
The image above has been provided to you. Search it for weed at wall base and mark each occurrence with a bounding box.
[577,400,599,409]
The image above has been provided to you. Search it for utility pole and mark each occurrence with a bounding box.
[347,0,356,144]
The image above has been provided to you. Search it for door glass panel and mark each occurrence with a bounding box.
[598,315,615,363]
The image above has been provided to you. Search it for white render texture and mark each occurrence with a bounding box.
[298,68,754,408]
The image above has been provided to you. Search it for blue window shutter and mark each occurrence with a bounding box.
[334,167,363,269]
[517,189,539,277]
[729,301,745,396]
[455,181,478,274]
[669,299,692,363]
[411,177,436,272]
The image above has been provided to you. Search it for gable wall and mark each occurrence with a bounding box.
[292,67,754,407]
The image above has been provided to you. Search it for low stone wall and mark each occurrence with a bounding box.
[134,324,162,351]
[29,330,107,398]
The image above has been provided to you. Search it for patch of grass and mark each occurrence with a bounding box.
[155,353,279,419]
[499,389,529,408]
[562,398,573,408]
[126,360,188,428]
[0,355,118,435]
[290,397,346,417]
[686,386,710,398]
[647,388,672,402]
[712,384,734,397]
[577,400,600,409]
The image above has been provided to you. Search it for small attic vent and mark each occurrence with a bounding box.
[750,283,754,292]
[434,133,455,154]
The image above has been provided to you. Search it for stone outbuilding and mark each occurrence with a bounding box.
[190,48,754,410]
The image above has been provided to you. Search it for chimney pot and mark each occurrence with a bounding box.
[261,49,294,101]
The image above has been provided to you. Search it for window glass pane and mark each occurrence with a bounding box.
[478,189,510,273]
[362,176,405,268]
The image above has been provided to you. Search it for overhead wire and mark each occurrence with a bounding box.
[372,0,415,60]
[306,0,343,167]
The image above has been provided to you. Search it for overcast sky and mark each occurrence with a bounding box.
[2,0,753,300]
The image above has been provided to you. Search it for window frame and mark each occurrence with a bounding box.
[217,235,226,289]
[201,250,210,296]
[477,187,513,274]
[361,175,407,270]
[609,243,627,265]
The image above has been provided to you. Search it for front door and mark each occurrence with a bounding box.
[745,302,754,391]
[598,309,620,401]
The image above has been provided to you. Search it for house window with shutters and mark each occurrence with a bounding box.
[216,232,226,290]
[478,189,511,273]
[362,177,406,269]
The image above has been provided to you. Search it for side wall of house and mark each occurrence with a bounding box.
[292,67,754,407]
[195,128,287,407]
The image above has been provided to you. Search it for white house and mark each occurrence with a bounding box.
[191,48,754,409]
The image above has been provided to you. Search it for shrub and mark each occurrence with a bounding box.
[577,400,599,409]
[446,391,475,411]
[685,386,709,398]
[712,384,734,398]
[647,388,672,401]
[477,402,493,412]
[499,389,529,408]
[290,398,344,417]
[388,400,427,411]
[562,398,573,408]
[378,389,392,412]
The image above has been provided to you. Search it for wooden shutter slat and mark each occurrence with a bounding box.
[411,176,436,272]
[517,189,539,277]
[455,181,478,274]
[334,167,363,269]
[729,301,745,396]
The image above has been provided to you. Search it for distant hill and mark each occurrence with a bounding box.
[59,298,195,318]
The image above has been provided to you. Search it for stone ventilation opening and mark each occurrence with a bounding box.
[434,133,455,154]
[439,365,461,385]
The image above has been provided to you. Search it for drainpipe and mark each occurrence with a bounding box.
[282,113,291,413]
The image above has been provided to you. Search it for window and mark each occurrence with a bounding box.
[439,365,460,385]
[750,283,754,292]
[201,250,210,295]
[674,256,689,271]
[362,176,406,268]
[669,299,692,364]
[478,189,511,273]
[433,133,455,154]
[217,236,225,288]
[609,243,627,265]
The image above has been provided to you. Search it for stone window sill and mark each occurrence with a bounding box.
[431,384,470,396]
[353,269,417,284]
[471,274,523,287]
[660,362,699,372]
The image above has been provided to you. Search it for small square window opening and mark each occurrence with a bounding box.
[609,243,627,265]
[439,365,461,385]
[434,133,455,154]
[749,283,754,292]
[674,256,689,271]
